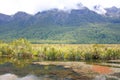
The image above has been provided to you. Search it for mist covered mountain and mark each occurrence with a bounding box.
[0,5,120,43]
[105,6,120,18]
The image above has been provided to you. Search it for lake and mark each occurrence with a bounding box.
[0,57,120,80]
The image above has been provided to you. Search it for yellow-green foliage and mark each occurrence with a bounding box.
[0,39,33,58]
[33,44,120,61]
[0,39,120,61]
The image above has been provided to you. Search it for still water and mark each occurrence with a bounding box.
[0,57,120,80]
[0,57,90,80]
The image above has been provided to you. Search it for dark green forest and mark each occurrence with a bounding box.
[0,8,120,44]
[0,23,120,44]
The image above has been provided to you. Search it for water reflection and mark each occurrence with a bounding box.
[0,58,88,80]
[0,57,119,80]
[0,57,32,68]
[0,74,38,80]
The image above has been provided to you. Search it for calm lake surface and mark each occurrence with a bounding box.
[0,57,120,80]
[0,57,91,80]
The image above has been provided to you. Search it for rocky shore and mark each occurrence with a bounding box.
[33,61,120,80]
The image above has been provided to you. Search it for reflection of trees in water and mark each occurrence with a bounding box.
[0,61,91,80]
[0,57,32,68]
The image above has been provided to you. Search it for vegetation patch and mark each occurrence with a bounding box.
[0,39,120,61]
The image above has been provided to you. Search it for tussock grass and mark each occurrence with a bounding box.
[0,39,120,61]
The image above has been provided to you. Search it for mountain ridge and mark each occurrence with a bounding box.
[0,6,120,43]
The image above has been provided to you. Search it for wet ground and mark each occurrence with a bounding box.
[0,62,92,80]
[33,61,120,80]
[0,58,120,80]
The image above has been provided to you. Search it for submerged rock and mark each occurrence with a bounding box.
[94,75,106,80]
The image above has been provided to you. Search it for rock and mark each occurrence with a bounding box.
[94,75,106,80]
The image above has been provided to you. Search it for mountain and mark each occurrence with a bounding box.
[0,13,11,23]
[0,6,120,44]
[105,6,120,18]
[105,7,120,23]
[93,5,107,15]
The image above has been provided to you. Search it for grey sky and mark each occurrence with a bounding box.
[0,0,120,15]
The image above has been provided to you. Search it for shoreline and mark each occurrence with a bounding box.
[33,61,120,79]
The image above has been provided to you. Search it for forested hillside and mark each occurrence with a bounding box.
[0,7,120,43]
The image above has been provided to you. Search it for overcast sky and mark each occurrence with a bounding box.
[0,0,120,15]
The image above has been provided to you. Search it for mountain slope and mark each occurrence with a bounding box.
[0,7,120,43]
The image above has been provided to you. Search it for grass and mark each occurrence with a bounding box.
[33,44,120,61]
[0,39,120,61]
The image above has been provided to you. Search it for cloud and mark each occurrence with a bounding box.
[0,0,120,15]
[82,0,120,8]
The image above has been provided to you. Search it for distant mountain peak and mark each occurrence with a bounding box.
[105,6,120,17]
[93,5,107,15]
[12,11,32,20]
[76,3,86,9]
[14,11,31,17]
[105,6,119,12]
